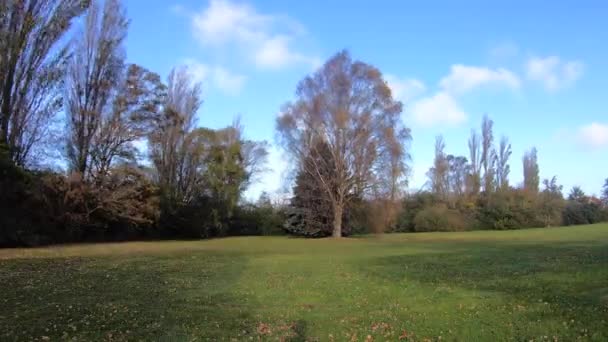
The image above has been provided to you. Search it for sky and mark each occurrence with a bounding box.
[124,0,608,199]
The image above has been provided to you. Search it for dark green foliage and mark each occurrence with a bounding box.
[283,142,353,237]
[156,126,267,239]
[283,207,329,238]
[230,202,285,236]
[562,187,604,226]
[395,183,605,233]
[413,204,466,232]
[475,190,538,230]
[396,192,440,232]
[0,148,46,246]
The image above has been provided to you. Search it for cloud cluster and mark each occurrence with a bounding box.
[391,65,521,127]
[439,65,520,95]
[384,75,426,103]
[410,92,467,126]
[526,56,584,91]
[184,59,246,95]
[577,122,608,148]
[389,48,586,127]
[191,0,318,69]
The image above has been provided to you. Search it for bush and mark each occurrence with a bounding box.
[230,203,285,236]
[0,155,52,246]
[413,204,466,232]
[1,157,160,247]
[396,192,439,232]
[563,201,603,226]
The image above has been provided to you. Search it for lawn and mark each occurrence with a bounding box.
[1,225,608,341]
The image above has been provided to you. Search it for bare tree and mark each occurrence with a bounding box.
[427,135,449,200]
[467,129,481,195]
[481,114,496,194]
[523,147,540,194]
[0,0,89,165]
[89,64,166,181]
[495,135,512,191]
[276,50,410,237]
[65,0,127,177]
[149,66,202,201]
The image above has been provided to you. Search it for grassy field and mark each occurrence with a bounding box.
[1,225,608,341]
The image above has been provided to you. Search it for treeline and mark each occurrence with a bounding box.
[1,1,606,246]
[0,0,281,246]
[393,116,608,232]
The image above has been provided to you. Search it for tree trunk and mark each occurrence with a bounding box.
[332,203,343,238]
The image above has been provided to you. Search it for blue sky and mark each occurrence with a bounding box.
[124,0,608,199]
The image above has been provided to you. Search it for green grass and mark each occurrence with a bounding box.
[2,225,608,341]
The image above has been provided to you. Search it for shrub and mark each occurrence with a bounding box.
[230,203,285,236]
[413,204,466,232]
[396,192,439,232]
[563,201,603,226]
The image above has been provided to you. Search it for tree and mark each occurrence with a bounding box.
[495,136,511,191]
[0,0,90,165]
[447,155,468,197]
[196,124,268,235]
[563,185,603,226]
[602,178,608,206]
[276,51,410,237]
[427,135,449,200]
[284,141,337,237]
[481,115,496,194]
[149,66,202,202]
[65,0,128,177]
[568,186,586,203]
[523,147,540,194]
[467,129,481,195]
[90,64,166,181]
[537,176,564,227]
[148,73,268,237]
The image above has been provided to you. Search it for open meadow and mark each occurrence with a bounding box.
[2,224,608,341]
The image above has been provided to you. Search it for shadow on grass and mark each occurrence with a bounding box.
[358,240,608,337]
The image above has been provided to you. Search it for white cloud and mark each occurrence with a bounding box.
[439,64,521,95]
[385,74,426,103]
[192,0,269,44]
[184,59,246,95]
[401,64,519,126]
[577,122,608,148]
[526,56,584,91]
[410,92,467,127]
[212,66,247,95]
[253,35,318,69]
[191,0,316,69]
